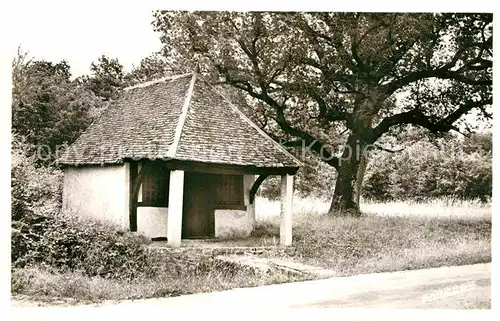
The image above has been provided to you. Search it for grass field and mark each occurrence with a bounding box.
[254,196,491,275]
[12,196,491,304]
[255,196,492,220]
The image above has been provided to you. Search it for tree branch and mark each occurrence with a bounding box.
[351,20,388,70]
[372,97,492,141]
[382,68,491,95]
[368,144,404,153]
[272,138,341,170]
[225,73,342,170]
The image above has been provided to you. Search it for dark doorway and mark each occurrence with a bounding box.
[181,172,245,239]
[182,172,216,238]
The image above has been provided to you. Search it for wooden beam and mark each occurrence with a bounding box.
[129,162,138,232]
[164,160,299,176]
[64,159,300,176]
[249,174,269,204]
[129,161,151,232]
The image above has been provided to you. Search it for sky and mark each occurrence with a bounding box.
[11,7,163,78]
[3,1,495,78]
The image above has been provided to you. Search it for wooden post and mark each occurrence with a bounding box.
[123,162,131,231]
[167,170,184,247]
[280,174,293,246]
[244,175,256,226]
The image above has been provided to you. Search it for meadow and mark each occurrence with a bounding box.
[12,196,491,305]
[253,196,491,275]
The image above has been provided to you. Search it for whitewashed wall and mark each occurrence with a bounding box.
[137,207,168,238]
[62,164,130,229]
[62,167,257,240]
[214,209,253,238]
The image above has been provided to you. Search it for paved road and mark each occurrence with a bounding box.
[10,263,491,320]
[295,264,491,308]
[108,263,491,309]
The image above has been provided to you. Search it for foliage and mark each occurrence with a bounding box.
[11,134,63,220]
[153,12,492,213]
[12,196,491,303]
[11,135,152,280]
[126,52,174,84]
[11,210,151,280]
[78,55,127,101]
[11,256,302,303]
[259,152,336,200]
[258,132,492,202]
[363,133,492,202]
[12,49,105,164]
[255,198,491,275]
[463,132,492,154]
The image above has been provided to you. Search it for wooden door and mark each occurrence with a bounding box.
[182,172,215,238]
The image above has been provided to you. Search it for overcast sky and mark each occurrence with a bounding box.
[5,1,494,79]
[13,8,163,78]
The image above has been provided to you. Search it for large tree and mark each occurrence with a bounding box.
[152,12,492,216]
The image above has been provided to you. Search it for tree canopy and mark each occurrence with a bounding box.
[12,49,105,163]
[126,52,175,84]
[153,12,492,215]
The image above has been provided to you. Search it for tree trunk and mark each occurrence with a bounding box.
[355,151,368,205]
[327,133,368,217]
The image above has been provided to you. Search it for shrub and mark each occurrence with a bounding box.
[11,134,63,220]
[363,135,492,202]
[12,210,153,280]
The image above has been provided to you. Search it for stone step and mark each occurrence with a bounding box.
[214,255,337,278]
[267,258,337,278]
[147,244,286,257]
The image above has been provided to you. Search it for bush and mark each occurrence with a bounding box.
[11,134,63,220]
[363,134,492,202]
[12,210,153,280]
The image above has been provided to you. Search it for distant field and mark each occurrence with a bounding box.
[255,196,492,220]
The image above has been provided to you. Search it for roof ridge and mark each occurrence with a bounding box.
[197,76,303,167]
[124,73,192,91]
[168,72,197,158]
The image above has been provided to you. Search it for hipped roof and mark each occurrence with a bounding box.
[57,73,302,169]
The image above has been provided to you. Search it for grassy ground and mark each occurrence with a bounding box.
[12,196,491,304]
[255,196,491,275]
[11,263,302,305]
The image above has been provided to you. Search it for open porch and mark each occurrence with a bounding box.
[129,159,297,247]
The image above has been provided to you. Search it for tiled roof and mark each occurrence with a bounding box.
[57,72,301,168]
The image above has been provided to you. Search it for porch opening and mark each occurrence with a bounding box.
[182,172,245,239]
[130,161,249,240]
